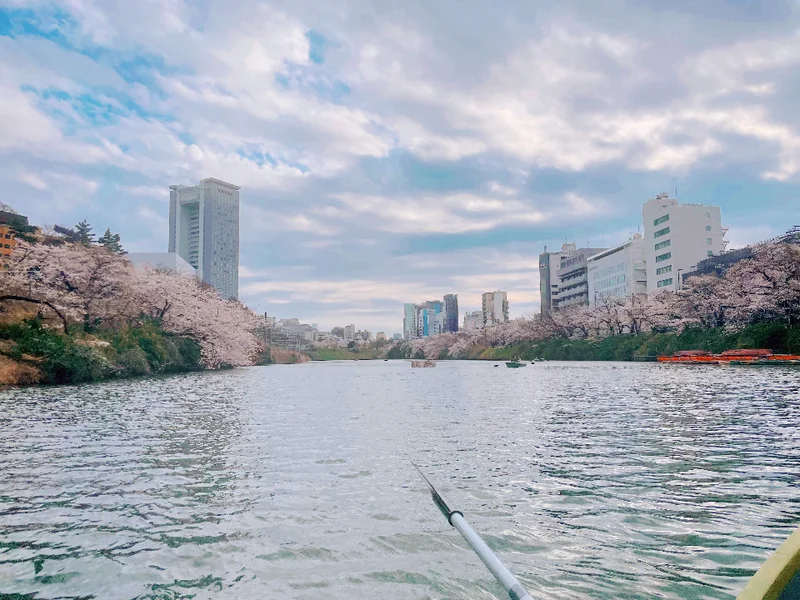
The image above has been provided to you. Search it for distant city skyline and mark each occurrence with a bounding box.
[5,2,799,335]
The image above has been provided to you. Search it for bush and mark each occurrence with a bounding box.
[42,343,115,384]
[117,347,151,377]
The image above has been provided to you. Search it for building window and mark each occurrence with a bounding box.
[655,239,671,250]
[657,278,674,288]
[706,238,712,245]
[656,252,672,263]
[656,265,672,275]
[708,250,713,257]
[705,225,711,231]
[654,214,670,226]
[654,227,670,238]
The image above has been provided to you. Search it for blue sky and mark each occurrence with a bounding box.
[2,0,800,334]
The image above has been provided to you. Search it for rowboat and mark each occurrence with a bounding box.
[505,361,526,368]
[738,525,800,599]
[411,360,436,368]
[658,349,800,365]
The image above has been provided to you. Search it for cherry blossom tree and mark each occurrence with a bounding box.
[1,241,261,369]
[1,240,136,332]
[132,267,260,368]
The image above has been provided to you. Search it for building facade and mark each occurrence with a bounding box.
[642,193,727,293]
[127,252,197,276]
[444,294,459,333]
[481,291,509,326]
[463,310,483,331]
[0,208,28,268]
[552,245,608,309]
[586,234,647,306]
[169,177,240,300]
[416,301,444,337]
[343,324,356,340]
[403,303,417,339]
[538,244,571,314]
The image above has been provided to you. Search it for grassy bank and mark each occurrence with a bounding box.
[466,323,800,362]
[0,317,204,386]
[310,347,387,361]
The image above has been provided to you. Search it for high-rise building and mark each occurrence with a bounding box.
[481,291,509,326]
[443,294,459,333]
[416,301,444,337]
[642,193,727,293]
[538,244,571,314]
[586,234,647,306]
[463,310,483,331]
[552,245,608,309]
[169,177,240,300]
[343,324,356,340]
[403,303,417,339]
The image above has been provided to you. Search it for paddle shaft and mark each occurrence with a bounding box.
[450,512,534,600]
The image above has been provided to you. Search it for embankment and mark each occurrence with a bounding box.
[464,323,800,362]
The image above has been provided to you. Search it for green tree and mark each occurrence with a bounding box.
[74,220,95,245]
[98,228,126,254]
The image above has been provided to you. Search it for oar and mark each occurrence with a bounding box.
[412,462,534,600]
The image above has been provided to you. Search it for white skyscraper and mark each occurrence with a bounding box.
[642,193,727,293]
[168,178,240,300]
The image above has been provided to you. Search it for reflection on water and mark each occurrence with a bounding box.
[1,362,798,599]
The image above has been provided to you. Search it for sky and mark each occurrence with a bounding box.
[2,0,800,334]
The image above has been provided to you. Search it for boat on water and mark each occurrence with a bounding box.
[738,525,800,599]
[411,360,436,368]
[658,349,800,365]
[505,361,526,368]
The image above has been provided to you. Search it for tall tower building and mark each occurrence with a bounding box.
[169,178,240,300]
[642,193,727,293]
[443,294,459,333]
[403,303,418,339]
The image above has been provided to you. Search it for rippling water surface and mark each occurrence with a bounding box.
[1,361,799,599]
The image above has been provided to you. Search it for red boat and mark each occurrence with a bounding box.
[658,349,800,365]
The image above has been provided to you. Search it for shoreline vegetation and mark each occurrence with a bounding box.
[0,223,263,387]
[2,229,798,384]
[380,241,800,364]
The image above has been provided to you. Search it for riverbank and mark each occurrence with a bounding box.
[460,323,800,362]
[0,317,206,386]
[308,347,387,361]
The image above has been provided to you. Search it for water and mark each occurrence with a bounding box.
[1,361,799,599]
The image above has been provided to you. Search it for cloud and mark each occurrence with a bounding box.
[1,0,799,333]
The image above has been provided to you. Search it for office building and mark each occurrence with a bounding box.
[169,177,240,300]
[344,324,356,340]
[404,295,458,338]
[481,291,509,326]
[463,310,483,331]
[416,301,444,337]
[552,245,608,309]
[128,252,197,276]
[642,193,727,293]
[586,234,647,306]
[444,294,459,333]
[538,244,572,314]
[403,303,418,339]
